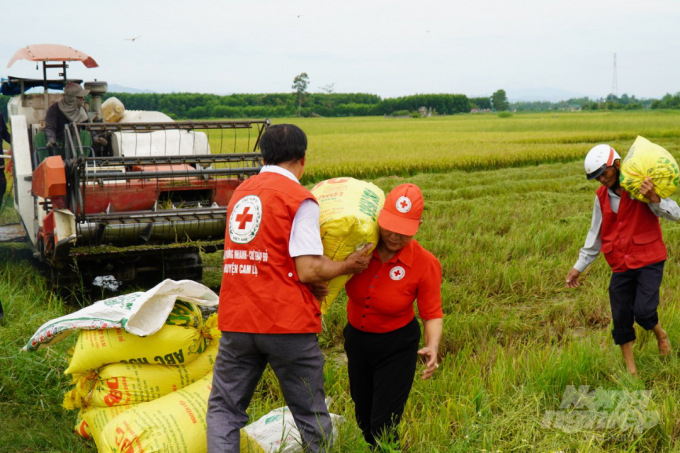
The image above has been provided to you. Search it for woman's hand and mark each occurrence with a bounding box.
[417,346,438,380]
[419,318,442,380]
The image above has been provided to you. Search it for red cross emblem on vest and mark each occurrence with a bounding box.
[229,195,262,244]
[236,206,254,230]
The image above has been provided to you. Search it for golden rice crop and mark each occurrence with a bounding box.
[205,111,680,183]
[282,111,680,182]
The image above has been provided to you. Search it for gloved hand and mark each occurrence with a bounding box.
[95,137,108,146]
[46,140,57,149]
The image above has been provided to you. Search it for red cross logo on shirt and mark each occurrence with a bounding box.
[235,207,254,230]
[390,266,406,280]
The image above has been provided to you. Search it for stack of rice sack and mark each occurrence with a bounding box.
[620,135,680,202]
[311,177,385,313]
[63,302,262,452]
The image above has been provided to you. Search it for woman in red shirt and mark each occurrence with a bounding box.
[343,183,443,449]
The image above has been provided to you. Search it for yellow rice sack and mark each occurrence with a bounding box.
[64,324,220,409]
[24,281,216,352]
[65,322,211,378]
[620,136,680,202]
[165,300,204,329]
[75,404,132,442]
[311,177,384,313]
[97,373,263,453]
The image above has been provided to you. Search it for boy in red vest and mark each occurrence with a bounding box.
[566,144,678,376]
[207,124,372,452]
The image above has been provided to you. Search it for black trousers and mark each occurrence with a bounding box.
[609,261,664,345]
[343,317,420,447]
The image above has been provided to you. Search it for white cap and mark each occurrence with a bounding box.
[584,144,621,180]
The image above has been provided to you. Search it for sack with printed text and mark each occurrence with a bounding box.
[620,135,680,202]
[96,373,263,453]
[74,404,132,443]
[24,279,218,352]
[64,317,213,378]
[311,177,384,313]
[64,315,220,409]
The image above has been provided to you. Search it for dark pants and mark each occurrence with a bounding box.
[343,317,420,448]
[609,261,664,345]
[207,332,332,453]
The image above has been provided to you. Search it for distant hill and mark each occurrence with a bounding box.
[107,83,154,94]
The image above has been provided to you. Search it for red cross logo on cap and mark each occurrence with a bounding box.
[396,196,412,213]
[236,207,254,230]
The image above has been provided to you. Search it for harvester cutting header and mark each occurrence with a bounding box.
[3,44,268,293]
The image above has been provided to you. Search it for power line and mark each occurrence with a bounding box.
[611,53,618,98]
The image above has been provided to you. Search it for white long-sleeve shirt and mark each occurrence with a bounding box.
[573,189,680,272]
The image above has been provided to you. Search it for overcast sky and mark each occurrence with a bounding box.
[3,0,680,101]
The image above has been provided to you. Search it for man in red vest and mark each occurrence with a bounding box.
[207,124,372,452]
[566,144,678,376]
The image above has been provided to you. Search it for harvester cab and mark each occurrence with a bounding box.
[3,44,267,295]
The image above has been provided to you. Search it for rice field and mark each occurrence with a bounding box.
[3,110,680,452]
[293,110,680,182]
[207,110,680,183]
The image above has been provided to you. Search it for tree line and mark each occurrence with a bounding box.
[650,93,680,109]
[511,94,656,112]
[0,91,488,119]
[3,90,680,121]
[96,92,473,119]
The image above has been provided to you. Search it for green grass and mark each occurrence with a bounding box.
[0,248,94,452]
[312,161,680,452]
[4,111,680,451]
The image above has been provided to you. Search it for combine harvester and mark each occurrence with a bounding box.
[2,44,266,294]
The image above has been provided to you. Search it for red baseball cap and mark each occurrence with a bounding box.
[378,184,424,236]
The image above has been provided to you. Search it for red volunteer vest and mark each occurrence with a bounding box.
[218,172,321,333]
[597,185,666,272]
